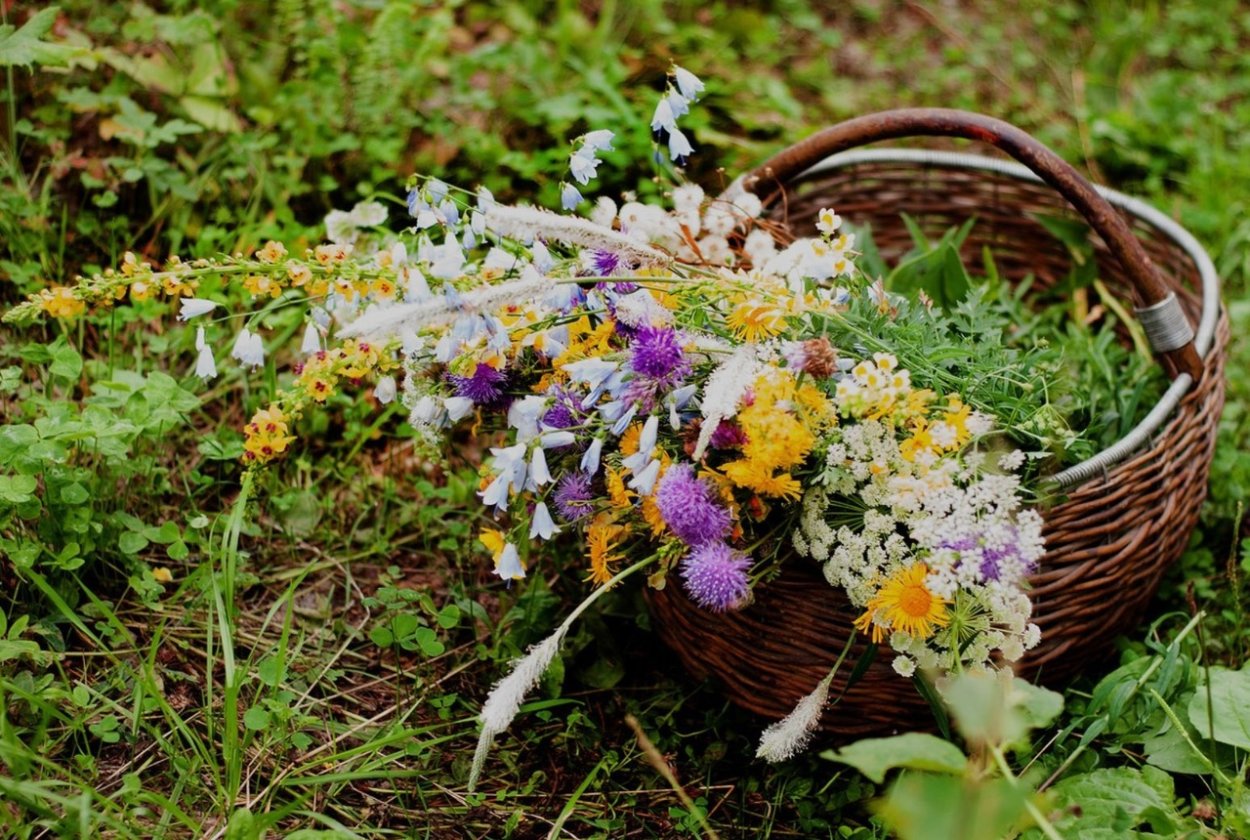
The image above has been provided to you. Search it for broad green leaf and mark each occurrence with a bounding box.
[118,531,149,554]
[59,482,89,505]
[1013,680,1065,730]
[256,657,286,687]
[414,626,445,657]
[875,772,1025,840]
[822,732,967,783]
[242,706,271,731]
[181,95,242,132]
[224,807,260,840]
[1045,766,1182,837]
[48,338,82,381]
[1188,665,1250,750]
[0,474,38,504]
[0,7,86,68]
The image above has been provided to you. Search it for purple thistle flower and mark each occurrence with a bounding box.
[681,542,751,611]
[630,325,688,382]
[553,472,595,522]
[654,464,731,546]
[591,250,623,277]
[447,364,509,407]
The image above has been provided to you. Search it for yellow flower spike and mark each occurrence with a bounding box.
[287,263,313,287]
[129,280,153,302]
[40,287,86,319]
[243,273,284,299]
[243,404,296,464]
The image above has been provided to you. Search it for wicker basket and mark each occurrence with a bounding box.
[645,109,1228,738]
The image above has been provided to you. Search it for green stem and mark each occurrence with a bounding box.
[988,744,1064,840]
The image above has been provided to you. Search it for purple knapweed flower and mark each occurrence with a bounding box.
[630,325,689,383]
[654,464,731,546]
[553,472,595,522]
[447,363,509,407]
[681,542,751,611]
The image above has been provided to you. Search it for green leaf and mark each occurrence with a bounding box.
[48,338,82,381]
[414,626,445,657]
[1013,680,1065,731]
[435,604,461,629]
[59,482,89,505]
[943,672,1059,746]
[118,531,149,554]
[875,772,1025,840]
[224,807,259,840]
[0,474,38,504]
[180,95,241,133]
[256,657,286,687]
[0,7,87,68]
[1045,766,1183,837]
[1187,665,1250,750]
[242,706,271,731]
[822,732,967,783]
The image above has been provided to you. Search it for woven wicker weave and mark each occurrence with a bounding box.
[645,110,1228,737]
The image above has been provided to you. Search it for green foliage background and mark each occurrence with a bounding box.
[2,1,1250,837]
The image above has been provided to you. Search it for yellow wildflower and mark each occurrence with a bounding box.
[479,528,507,560]
[314,244,350,265]
[727,299,786,343]
[899,418,936,463]
[854,563,948,644]
[287,262,313,287]
[160,275,198,297]
[243,273,284,299]
[40,287,85,319]
[243,405,296,464]
[256,241,288,264]
[371,276,398,299]
[586,514,626,586]
[606,468,635,510]
[129,280,153,302]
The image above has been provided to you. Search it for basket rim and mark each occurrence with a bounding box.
[774,147,1222,489]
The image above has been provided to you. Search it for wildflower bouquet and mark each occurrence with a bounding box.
[7,67,1086,779]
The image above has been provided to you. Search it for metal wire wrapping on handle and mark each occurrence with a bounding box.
[756,147,1220,489]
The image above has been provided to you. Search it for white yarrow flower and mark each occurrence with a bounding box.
[816,208,843,235]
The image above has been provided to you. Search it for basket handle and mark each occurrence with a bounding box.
[742,107,1203,380]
